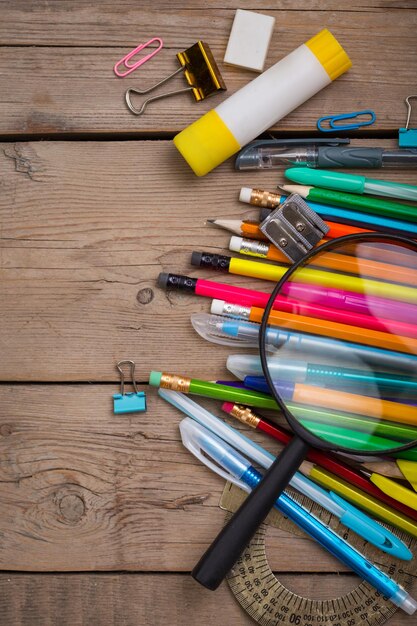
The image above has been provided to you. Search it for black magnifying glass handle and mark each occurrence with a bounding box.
[192,436,310,590]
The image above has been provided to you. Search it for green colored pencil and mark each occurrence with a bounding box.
[281,184,417,224]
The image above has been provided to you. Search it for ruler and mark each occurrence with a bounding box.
[220,483,417,626]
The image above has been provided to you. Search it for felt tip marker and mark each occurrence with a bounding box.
[285,167,417,202]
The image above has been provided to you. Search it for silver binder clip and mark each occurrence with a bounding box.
[259,194,329,263]
[113,360,147,414]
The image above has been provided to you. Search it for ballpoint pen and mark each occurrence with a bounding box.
[238,188,417,237]
[208,299,417,355]
[179,417,416,613]
[280,184,417,224]
[285,167,417,202]
[363,459,417,491]
[192,312,417,374]
[227,358,417,395]
[221,401,417,523]
[158,388,413,557]
[235,142,417,170]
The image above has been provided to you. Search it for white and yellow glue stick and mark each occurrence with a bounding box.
[174,29,352,176]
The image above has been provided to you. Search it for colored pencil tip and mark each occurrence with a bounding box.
[207,219,216,224]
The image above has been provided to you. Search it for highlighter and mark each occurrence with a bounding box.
[174,29,351,176]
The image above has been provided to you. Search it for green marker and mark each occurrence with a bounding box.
[281,183,417,224]
[285,167,417,203]
[149,371,278,409]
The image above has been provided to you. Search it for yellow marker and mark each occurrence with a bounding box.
[397,459,417,492]
[370,474,417,512]
[306,465,417,538]
[227,256,417,304]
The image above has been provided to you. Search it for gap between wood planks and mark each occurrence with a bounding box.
[0,130,400,142]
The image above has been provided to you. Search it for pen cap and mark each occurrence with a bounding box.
[179,418,250,485]
[174,29,351,176]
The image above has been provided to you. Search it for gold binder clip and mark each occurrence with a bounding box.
[125,41,226,116]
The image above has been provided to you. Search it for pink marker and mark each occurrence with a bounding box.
[158,272,417,339]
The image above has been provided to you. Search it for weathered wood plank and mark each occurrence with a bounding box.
[1,140,415,381]
[1,2,416,47]
[0,383,367,572]
[0,10,416,134]
[1,572,409,626]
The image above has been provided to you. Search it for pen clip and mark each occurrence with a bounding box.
[329,492,410,559]
[179,418,249,493]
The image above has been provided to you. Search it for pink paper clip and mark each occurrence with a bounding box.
[114,38,164,78]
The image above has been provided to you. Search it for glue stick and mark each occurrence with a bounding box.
[174,29,351,176]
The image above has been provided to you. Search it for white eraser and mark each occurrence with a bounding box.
[239,187,253,204]
[211,300,226,315]
[229,236,243,253]
[224,9,275,73]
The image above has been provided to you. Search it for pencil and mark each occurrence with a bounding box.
[208,218,369,240]
[222,402,417,523]
[228,236,417,287]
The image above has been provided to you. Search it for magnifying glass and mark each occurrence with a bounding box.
[192,233,417,590]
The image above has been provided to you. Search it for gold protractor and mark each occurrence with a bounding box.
[220,483,417,626]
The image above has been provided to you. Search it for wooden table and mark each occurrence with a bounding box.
[1,3,416,624]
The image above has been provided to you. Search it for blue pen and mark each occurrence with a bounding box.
[191,313,417,375]
[159,389,412,560]
[180,417,417,615]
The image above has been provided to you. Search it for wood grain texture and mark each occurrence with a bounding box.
[0,9,416,134]
[1,139,415,381]
[2,573,410,626]
[0,383,361,573]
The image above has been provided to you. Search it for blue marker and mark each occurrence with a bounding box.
[180,418,417,615]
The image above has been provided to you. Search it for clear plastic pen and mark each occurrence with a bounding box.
[180,417,416,614]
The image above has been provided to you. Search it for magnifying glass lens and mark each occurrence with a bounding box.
[263,236,417,454]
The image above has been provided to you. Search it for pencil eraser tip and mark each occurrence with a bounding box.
[211,300,226,315]
[222,402,235,413]
[229,236,242,252]
[239,187,253,203]
[191,251,203,267]
[157,273,170,288]
[149,371,162,386]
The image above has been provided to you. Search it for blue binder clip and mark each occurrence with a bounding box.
[113,360,147,414]
[317,109,376,132]
[399,95,417,148]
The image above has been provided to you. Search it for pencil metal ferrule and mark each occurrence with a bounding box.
[229,404,260,428]
[239,238,270,257]
[160,373,192,393]
[250,188,282,208]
